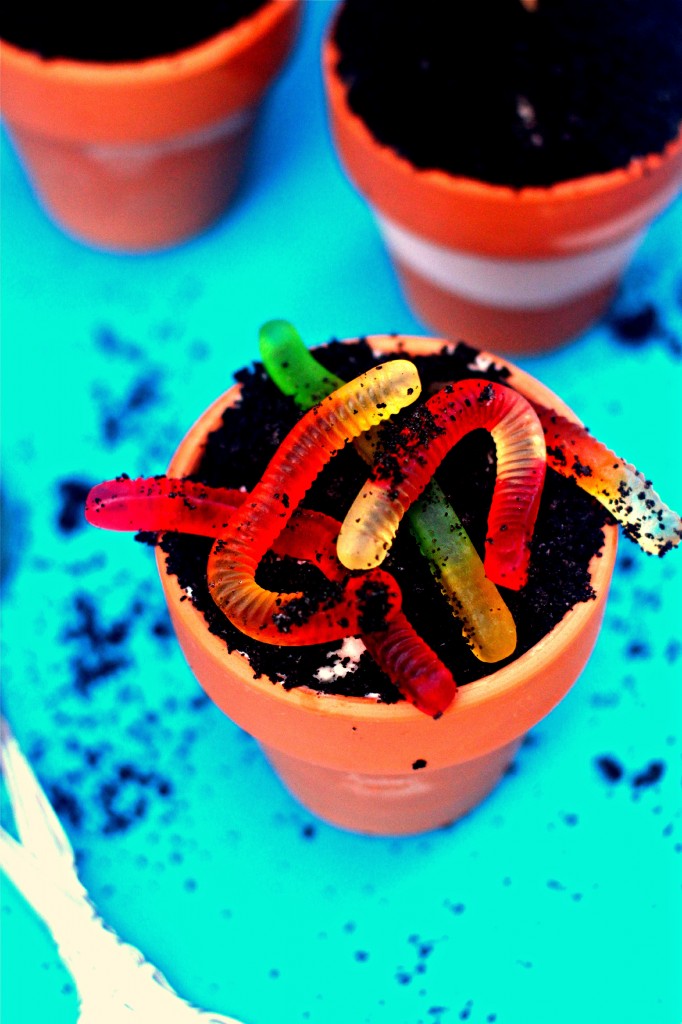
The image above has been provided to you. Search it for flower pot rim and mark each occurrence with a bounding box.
[0,0,299,85]
[156,334,618,764]
[322,33,682,207]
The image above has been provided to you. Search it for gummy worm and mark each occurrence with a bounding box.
[258,321,516,662]
[278,508,456,716]
[361,623,456,718]
[258,320,347,410]
[85,476,246,536]
[207,360,421,644]
[406,488,517,660]
[86,478,350,565]
[532,404,682,556]
[337,379,546,591]
[86,477,456,715]
[259,320,381,464]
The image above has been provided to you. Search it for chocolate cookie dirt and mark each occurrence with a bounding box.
[0,1,268,61]
[333,0,682,187]
[157,337,609,701]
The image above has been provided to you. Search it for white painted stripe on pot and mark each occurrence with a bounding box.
[376,213,643,309]
[85,106,256,170]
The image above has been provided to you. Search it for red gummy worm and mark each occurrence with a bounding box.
[271,507,348,582]
[279,509,456,716]
[85,477,247,537]
[207,362,420,644]
[338,379,546,590]
[86,478,372,581]
[86,476,454,715]
[362,620,456,717]
[87,476,397,643]
[86,477,350,573]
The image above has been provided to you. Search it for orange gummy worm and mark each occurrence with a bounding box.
[207,361,422,643]
[534,405,682,556]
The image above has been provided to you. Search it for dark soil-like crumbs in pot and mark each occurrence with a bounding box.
[157,339,611,703]
[333,0,682,187]
[0,1,269,62]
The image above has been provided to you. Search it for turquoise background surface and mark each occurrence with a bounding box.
[2,3,681,1023]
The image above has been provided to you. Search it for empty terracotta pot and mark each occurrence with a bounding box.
[322,32,682,355]
[0,0,302,252]
[156,335,618,835]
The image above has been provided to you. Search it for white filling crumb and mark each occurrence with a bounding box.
[314,636,366,683]
[369,342,458,361]
[516,93,537,130]
[468,352,496,373]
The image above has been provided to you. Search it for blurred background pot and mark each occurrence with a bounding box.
[323,27,682,356]
[0,0,302,252]
[156,335,618,836]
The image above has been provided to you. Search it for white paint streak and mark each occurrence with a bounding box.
[377,213,643,309]
[85,106,255,171]
[342,773,431,798]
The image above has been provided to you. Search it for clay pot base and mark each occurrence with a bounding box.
[264,738,523,836]
[396,257,619,354]
[323,28,682,354]
[157,336,618,836]
[1,0,301,252]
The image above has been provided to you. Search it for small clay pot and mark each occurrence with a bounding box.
[156,336,618,835]
[322,32,682,355]
[0,1,302,252]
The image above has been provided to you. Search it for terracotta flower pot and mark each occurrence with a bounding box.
[156,336,618,835]
[0,1,302,252]
[322,33,682,355]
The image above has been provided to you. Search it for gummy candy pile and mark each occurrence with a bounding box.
[86,324,681,717]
